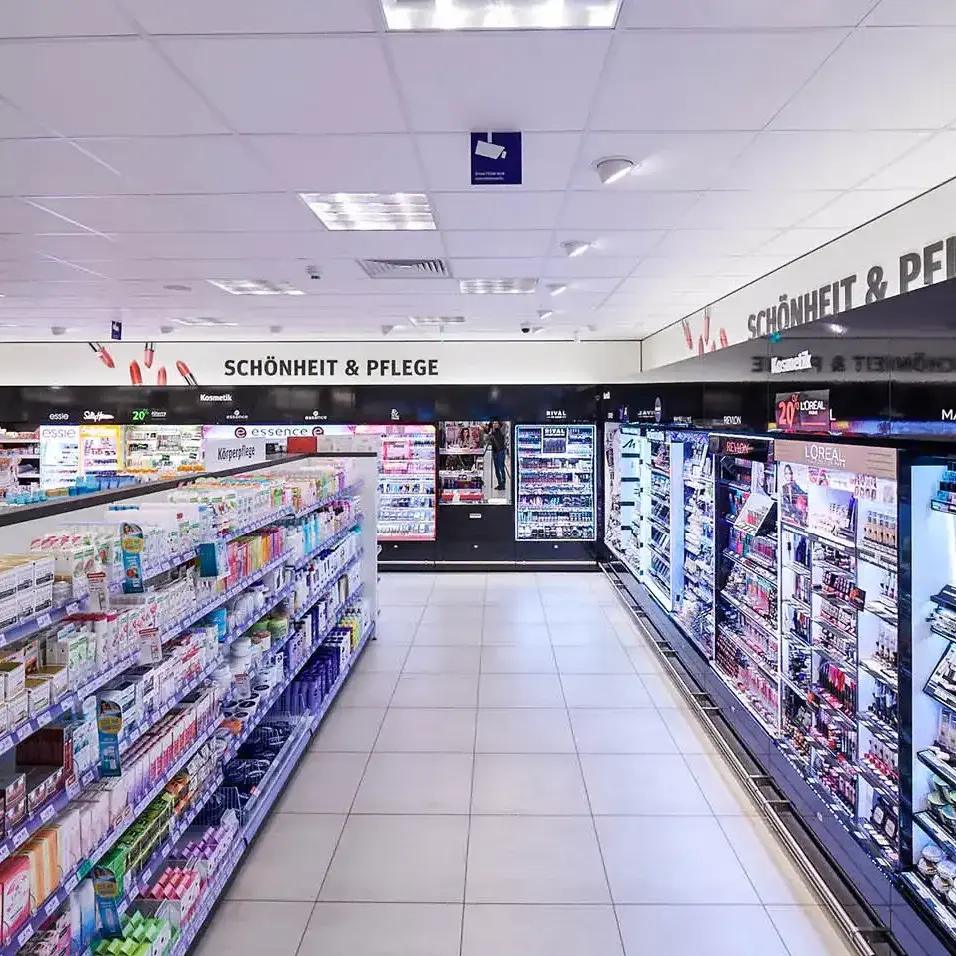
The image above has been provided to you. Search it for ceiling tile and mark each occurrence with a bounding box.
[575,132,753,191]
[651,227,779,258]
[623,0,876,28]
[0,140,127,196]
[433,191,564,230]
[121,0,378,33]
[0,39,227,136]
[0,0,135,36]
[74,136,277,193]
[540,256,636,280]
[559,190,700,231]
[538,277,622,293]
[389,32,612,132]
[449,257,541,279]
[797,189,921,229]
[753,227,846,259]
[0,199,99,234]
[416,132,582,191]
[771,27,956,130]
[718,130,930,189]
[864,0,956,26]
[105,231,335,260]
[27,233,121,261]
[859,131,956,190]
[590,29,847,131]
[443,230,552,258]
[102,228,444,264]
[627,254,787,279]
[552,231,665,258]
[36,194,320,234]
[678,190,840,230]
[161,36,405,134]
[0,99,51,138]
[245,134,425,193]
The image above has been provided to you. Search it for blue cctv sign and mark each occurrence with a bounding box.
[470,131,522,185]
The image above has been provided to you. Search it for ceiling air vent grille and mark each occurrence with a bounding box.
[358,258,450,279]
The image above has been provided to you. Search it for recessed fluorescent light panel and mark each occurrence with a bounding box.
[300,193,436,231]
[459,278,537,294]
[408,316,466,327]
[207,279,305,296]
[172,316,239,327]
[382,0,622,30]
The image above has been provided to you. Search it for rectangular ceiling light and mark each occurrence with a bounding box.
[459,278,537,294]
[382,0,622,30]
[172,316,239,327]
[408,315,466,326]
[207,279,306,296]
[300,193,436,231]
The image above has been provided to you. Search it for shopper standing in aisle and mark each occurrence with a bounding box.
[486,418,508,491]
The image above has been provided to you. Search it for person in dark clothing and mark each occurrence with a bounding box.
[486,419,508,491]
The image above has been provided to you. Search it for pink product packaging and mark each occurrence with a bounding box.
[0,854,31,945]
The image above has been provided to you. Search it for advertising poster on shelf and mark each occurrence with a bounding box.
[774,389,831,434]
[79,424,123,475]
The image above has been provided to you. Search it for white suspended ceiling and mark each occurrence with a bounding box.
[0,0,954,342]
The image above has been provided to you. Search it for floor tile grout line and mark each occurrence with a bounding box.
[546,599,630,956]
[295,643,404,956]
[603,577,832,956]
[611,603,725,815]
[457,598,485,956]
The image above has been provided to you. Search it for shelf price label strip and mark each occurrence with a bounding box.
[0,599,82,652]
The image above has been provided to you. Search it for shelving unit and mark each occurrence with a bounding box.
[636,429,683,610]
[905,460,956,943]
[714,441,780,733]
[0,453,378,956]
[675,431,715,658]
[610,426,644,579]
[514,424,596,541]
[374,425,437,541]
[776,439,900,871]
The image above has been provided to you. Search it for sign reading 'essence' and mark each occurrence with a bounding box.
[223,357,440,379]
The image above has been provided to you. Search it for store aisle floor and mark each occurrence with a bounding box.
[194,573,855,956]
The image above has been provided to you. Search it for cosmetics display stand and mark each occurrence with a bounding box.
[613,426,645,579]
[0,453,378,956]
[636,430,683,611]
[375,426,437,541]
[905,458,956,944]
[604,429,956,956]
[714,438,779,735]
[514,424,596,542]
[676,431,715,658]
[774,440,901,870]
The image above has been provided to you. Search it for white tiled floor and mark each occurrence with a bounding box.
[195,572,856,956]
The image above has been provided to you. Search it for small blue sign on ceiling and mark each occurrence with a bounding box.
[470,131,522,185]
[110,320,122,341]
